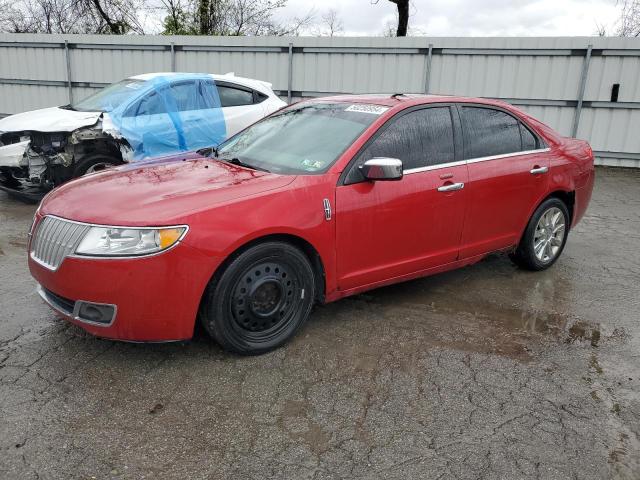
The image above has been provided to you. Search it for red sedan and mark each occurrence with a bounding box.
[28,94,595,354]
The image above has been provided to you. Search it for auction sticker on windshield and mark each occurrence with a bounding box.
[344,104,389,115]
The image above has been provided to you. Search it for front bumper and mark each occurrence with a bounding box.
[29,240,221,342]
[0,181,45,202]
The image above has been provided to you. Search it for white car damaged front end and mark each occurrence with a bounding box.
[0,72,286,201]
[0,109,129,201]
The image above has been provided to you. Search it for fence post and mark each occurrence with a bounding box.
[571,44,592,138]
[287,42,293,104]
[170,42,176,72]
[64,40,73,104]
[424,43,433,94]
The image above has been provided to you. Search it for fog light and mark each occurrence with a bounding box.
[75,301,116,325]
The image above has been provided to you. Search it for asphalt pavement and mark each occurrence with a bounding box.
[0,166,639,479]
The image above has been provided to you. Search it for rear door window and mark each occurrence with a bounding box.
[169,81,200,111]
[460,106,522,159]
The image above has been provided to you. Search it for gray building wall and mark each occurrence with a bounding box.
[1,34,639,167]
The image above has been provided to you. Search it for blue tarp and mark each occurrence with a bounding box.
[107,74,226,160]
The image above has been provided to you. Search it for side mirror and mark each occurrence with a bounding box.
[359,157,403,181]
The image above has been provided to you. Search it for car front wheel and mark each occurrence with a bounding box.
[74,154,121,177]
[510,197,570,271]
[201,242,316,355]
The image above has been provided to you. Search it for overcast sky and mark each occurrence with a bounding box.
[274,0,621,36]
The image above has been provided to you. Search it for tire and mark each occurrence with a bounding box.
[510,197,570,271]
[73,154,121,177]
[201,242,316,355]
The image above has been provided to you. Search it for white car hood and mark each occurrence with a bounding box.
[0,107,102,133]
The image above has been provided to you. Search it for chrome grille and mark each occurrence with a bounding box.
[31,216,90,270]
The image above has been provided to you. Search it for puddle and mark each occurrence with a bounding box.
[332,264,629,361]
[567,321,601,346]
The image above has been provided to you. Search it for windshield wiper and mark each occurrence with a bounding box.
[219,157,270,173]
[59,104,76,111]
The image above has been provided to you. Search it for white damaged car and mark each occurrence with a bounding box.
[0,72,286,201]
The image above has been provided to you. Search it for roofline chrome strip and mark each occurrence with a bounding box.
[403,147,551,175]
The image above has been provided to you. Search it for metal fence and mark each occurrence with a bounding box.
[1,33,639,167]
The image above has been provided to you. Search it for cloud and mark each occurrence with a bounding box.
[275,0,620,36]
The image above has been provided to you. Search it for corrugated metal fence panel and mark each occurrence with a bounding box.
[0,44,67,81]
[586,54,640,102]
[516,105,576,137]
[70,48,172,83]
[0,34,639,167]
[430,54,586,100]
[0,84,68,113]
[579,108,640,153]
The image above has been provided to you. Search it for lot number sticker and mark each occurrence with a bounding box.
[345,104,389,115]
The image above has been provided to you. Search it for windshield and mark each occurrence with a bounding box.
[216,103,385,174]
[72,79,147,112]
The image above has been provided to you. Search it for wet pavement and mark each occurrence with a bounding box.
[1,166,639,479]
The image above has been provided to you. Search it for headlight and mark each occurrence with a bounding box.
[75,226,187,257]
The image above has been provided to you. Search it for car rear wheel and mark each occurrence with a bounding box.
[201,242,316,355]
[510,197,570,271]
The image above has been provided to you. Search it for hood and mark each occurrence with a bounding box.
[40,153,296,225]
[0,107,102,133]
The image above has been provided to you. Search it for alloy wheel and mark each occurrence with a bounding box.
[533,207,566,263]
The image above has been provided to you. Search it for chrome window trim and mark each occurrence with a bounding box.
[403,147,550,175]
[37,284,118,328]
[465,147,551,165]
[30,215,189,266]
[404,159,466,175]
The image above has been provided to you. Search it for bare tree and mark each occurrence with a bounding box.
[190,0,313,36]
[0,0,76,33]
[319,8,343,37]
[161,0,191,34]
[616,0,640,36]
[0,0,146,33]
[79,0,146,34]
[594,21,607,36]
[372,0,409,36]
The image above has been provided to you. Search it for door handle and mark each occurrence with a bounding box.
[437,182,465,192]
[530,166,549,175]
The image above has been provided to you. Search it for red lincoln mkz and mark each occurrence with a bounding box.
[28,94,595,354]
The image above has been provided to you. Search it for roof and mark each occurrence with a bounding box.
[307,93,515,110]
[127,72,274,95]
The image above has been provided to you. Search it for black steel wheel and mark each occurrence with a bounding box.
[201,242,316,355]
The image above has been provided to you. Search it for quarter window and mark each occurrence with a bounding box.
[520,123,538,151]
[217,85,255,107]
[461,107,522,159]
[358,107,455,172]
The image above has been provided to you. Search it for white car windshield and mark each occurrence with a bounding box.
[216,103,385,175]
[72,79,146,112]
